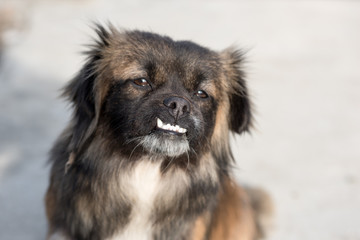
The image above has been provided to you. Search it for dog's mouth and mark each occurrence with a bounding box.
[155,118,187,135]
[138,117,189,157]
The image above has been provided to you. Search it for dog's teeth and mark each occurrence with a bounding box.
[157,118,163,128]
[156,118,187,133]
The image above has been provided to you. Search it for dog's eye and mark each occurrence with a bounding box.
[195,90,209,98]
[133,78,150,87]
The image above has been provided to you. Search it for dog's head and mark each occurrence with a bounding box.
[65,25,251,164]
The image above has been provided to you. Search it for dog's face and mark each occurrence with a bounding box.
[65,26,251,165]
[103,34,222,157]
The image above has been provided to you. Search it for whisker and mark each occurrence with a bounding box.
[163,156,175,172]
[128,140,143,161]
[124,136,144,145]
[185,150,190,171]
[190,147,198,157]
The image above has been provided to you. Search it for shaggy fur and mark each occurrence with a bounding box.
[45,24,270,240]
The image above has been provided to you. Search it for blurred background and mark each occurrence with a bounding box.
[0,0,359,239]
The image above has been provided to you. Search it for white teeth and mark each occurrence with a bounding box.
[156,118,187,134]
[157,118,163,128]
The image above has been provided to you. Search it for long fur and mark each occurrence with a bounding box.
[45,24,269,240]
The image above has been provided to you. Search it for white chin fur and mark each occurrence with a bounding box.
[140,134,189,157]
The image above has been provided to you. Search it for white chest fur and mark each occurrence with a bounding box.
[107,161,162,240]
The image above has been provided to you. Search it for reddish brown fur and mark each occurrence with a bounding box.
[45,25,270,240]
[190,177,273,240]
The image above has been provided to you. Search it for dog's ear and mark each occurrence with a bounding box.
[221,48,252,134]
[63,59,97,152]
[63,24,112,152]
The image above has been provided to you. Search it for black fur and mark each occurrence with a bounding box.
[227,50,252,134]
[46,25,253,240]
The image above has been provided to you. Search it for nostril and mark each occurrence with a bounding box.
[170,102,177,109]
[182,105,188,113]
[163,96,191,118]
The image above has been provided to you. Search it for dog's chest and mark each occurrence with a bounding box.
[108,161,162,240]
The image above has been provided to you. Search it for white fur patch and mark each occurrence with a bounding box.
[107,161,162,240]
[48,231,68,240]
[140,134,189,157]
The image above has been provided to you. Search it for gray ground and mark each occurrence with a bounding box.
[0,1,359,239]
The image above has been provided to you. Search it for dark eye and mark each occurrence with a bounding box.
[133,78,150,87]
[195,90,209,98]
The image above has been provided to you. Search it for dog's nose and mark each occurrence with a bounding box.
[163,96,190,119]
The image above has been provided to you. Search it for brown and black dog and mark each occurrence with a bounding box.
[45,24,271,240]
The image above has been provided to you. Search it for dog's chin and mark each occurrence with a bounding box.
[139,132,190,157]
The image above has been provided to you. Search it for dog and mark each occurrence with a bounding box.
[45,24,271,240]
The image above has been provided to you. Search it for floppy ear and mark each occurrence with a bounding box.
[222,48,252,134]
[63,24,112,152]
[63,59,97,152]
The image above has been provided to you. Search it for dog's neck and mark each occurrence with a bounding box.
[108,160,162,240]
[104,154,220,240]
[59,143,221,240]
